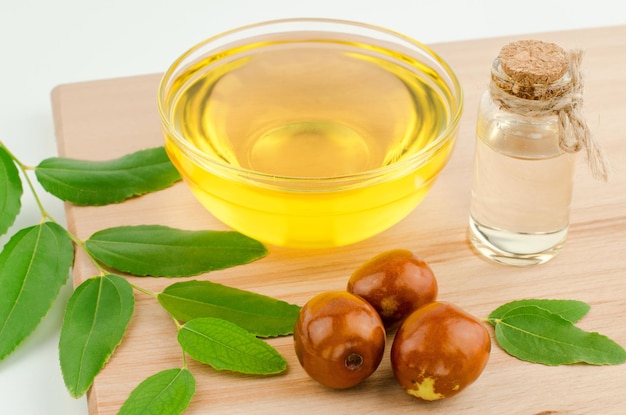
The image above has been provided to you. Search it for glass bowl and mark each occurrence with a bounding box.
[158,18,463,248]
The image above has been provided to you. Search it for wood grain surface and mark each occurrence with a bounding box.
[51,25,626,415]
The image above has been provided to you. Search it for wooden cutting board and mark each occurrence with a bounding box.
[51,25,626,415]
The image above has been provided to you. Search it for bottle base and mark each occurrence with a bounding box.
[468,216,567,266]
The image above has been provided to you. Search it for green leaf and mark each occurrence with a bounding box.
[0,222,74,360]
[118,368,195,415]
[489,299,590,324]
[35,146,181,206]
[492,305,626,366]
[178,317,287,375]
[0,144,22,237]
[85,225,267,277]
[59,274,135,397]
[158,280,300,337]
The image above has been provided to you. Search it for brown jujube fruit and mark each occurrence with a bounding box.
[391,301,491,401]
[293,291,386,389]
[347,249,438,327]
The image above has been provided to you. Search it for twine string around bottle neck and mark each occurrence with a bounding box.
[489,50,610,181]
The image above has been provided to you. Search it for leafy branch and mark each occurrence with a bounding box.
[0,142,299,415]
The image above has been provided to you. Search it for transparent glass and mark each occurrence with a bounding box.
[159,18,462,248]
[469,82,576,266]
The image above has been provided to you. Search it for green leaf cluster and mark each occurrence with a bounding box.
[0,143,299,415]
[488,299,626,366]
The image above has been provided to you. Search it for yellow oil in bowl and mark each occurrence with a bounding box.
[159,19,462,248]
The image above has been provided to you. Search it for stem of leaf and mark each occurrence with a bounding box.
[181,349,189,369]
[68,235,110,276]
[131,283,158,299]
[139,286,195,371]
[172,316,183,331]
[481,317,498,327]
[170,317,189,368]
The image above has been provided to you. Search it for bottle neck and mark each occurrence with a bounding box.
[490,57,572,101]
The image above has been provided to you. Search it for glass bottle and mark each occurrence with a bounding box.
[468,40,578,266]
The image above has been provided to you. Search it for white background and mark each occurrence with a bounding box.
[1,1,624,413]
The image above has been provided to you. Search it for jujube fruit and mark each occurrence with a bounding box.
[391,301,490,401]
[347,249,438,327]
[293,291,386,389]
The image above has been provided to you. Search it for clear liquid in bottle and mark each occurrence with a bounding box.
[469,117,576,266]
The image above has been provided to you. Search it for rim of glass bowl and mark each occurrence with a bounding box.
[158,17,463,188]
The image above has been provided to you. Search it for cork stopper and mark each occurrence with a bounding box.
[499,40,568,86]
[490,45,610,181]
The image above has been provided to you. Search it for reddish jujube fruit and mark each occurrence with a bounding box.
[293,291,386,389]
[347,249,438,327]
[391,301,491,401]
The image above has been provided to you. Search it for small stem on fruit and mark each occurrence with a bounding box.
[345,353,364,371]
